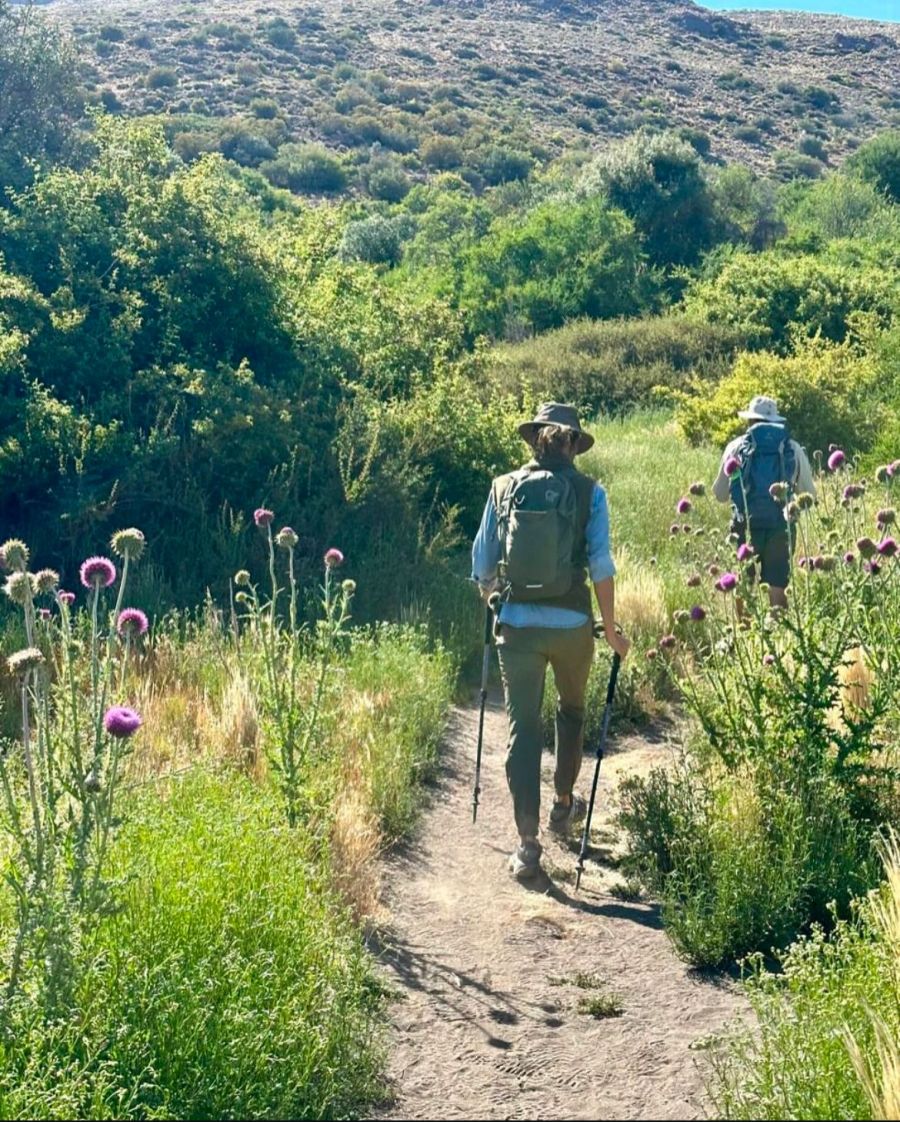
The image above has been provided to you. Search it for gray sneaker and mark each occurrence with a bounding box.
[547,795,586,835]
[508,839,543,880]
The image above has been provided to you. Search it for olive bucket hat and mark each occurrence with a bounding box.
[518,402,595,454]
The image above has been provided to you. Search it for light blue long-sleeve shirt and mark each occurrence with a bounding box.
[471,482,616,629]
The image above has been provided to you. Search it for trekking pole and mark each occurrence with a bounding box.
[473,594,498,824]
[574,647,622,892]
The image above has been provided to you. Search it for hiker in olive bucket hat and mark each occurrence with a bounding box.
[713,395,816,610]
[472,402,630,881]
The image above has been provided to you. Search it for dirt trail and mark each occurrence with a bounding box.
[372,697,746,1121]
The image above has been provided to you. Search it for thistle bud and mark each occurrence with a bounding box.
[7,647,45,676]
[0,539,29,573]
[33,568,60,595]
[111,528,146,561]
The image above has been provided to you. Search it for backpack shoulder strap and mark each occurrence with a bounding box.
[492,468,528,519]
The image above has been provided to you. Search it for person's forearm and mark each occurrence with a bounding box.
[593,577,616,635]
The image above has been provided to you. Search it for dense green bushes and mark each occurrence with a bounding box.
[675,337,886,453]
[489,316,744,418]
[452,196,646,338]
[683,249,896,351]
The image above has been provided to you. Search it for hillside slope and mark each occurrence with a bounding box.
[48,0,900,178]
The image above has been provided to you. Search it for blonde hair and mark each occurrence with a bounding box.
[534,424,577,461]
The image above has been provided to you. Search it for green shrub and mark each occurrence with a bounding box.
[799,134,828,161]
[477,145,534,186]
[218,124,276,167]
[455,196,646,338]
[488,316,744,418]
[847,129,900,203]
[775,151,825,181]
[338,215,410,267]
[682,249,896,352]
[145,66,178,90]
[261,142,347,193]
[363,161,411,202]
[250,97,279,119]
[420,135,464,170]
[675,338,882,452]
[98,24,124,42]
[712,854,899,1119]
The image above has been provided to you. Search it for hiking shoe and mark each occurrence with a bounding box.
[547,795,586,834]
[508,839,543,881]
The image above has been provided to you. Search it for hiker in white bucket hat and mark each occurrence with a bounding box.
[713,396,816,609]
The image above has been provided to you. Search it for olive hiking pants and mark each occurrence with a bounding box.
[495,621,594,839]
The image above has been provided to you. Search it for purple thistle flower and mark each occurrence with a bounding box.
[103,706,143,739]
[39,608,51,622]
[724,456,742,478]
[737,543,755,562]
[254,508,274,528]
[844,551,856,565]
[80,556,117,590]
[877,537,898,558]
[877,508,896,527]
[843,484,864,502]
[763,654,777,667]
[857,536,878,559]
[715,572,738,593]
[690,605,706,622]
[58,590,76,607]
[865,560,882,577]
[828,449,846,471]
[324,548,344,568]
[676,498,692,515]
[117,608,149,637]
[876,466,890,484]
[659,634,677,651]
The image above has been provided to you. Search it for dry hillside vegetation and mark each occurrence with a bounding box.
[48,0,900,186]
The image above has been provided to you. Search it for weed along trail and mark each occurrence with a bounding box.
[373,697,746,1122]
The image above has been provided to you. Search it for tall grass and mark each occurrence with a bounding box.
[0,772,386,1121]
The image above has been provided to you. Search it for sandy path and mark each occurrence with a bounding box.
[371,697,746,1121]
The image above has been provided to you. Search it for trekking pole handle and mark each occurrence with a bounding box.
[606,652,621,706]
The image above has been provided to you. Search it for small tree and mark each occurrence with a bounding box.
[580,131,717,267]
[848,131,900,204]
[0,0,81,194]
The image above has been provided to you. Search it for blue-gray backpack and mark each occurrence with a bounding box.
[730,423,796,530]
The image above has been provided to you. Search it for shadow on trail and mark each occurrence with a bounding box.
[368,932,567,1047]
[519,872,666,931]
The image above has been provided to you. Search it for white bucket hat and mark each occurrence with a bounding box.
[738,395,786,424]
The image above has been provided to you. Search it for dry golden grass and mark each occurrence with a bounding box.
[838,645,875,718]
[207,668,262,778]
[326,688,394,922]
[613,550,668,643]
